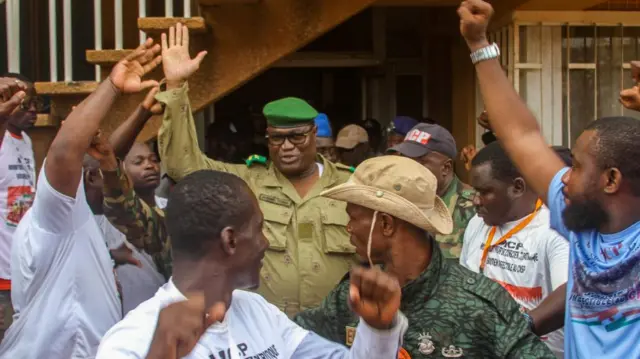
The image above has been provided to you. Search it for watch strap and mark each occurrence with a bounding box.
[470,43,501,65]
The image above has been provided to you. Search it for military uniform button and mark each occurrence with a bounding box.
[466,278,476,285]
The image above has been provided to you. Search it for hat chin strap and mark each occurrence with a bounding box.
[367,211,379,268]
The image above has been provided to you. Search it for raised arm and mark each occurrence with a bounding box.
[0,77,28,148]
[46,39,162,197]
[156,23,250,182]
[109,87,164,159]
[457,0,566,202]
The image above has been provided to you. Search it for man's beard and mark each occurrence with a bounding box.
[562,197,608,232]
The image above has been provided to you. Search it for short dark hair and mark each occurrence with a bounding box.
[585,117,640,196]
[551,146,572,167]
[166,170,254,259]
[471,142,521,182]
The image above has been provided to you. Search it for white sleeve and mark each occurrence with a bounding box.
[95,312,156,359]
[546,231,570,290]
[459,226,472,270]
[30,162,80,235]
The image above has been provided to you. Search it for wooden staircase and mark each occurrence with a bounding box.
[30,0,379,172]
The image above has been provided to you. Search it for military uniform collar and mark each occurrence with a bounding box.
[262,154,341,188]
[401,238,443,301]
[441,175,461,200]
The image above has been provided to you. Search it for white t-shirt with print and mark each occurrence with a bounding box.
[97,279,407,359]
[0,131,35,280]
[95,215,166,315]
[459,206,569,358]
[0,165,121,359]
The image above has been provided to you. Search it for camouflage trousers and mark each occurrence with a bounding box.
[0,290,12,342]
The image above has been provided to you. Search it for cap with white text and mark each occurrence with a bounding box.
[387,123,457,159]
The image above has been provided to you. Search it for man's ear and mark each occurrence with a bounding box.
[510,177,527,198]
[442,158,454,177]
[220,227,236,256]
[380,213,396,237]
[604,168,622,194]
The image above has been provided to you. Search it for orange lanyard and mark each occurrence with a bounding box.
[479,199,543,272]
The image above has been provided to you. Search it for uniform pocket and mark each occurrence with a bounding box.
[262,206,293,251]
[321,205,355,254]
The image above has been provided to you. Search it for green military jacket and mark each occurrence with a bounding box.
[102,166,172,280]
[294,244,555,359]
[436,175,476,259]
[156,84,358,317]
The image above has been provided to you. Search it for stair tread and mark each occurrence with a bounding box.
[199,0,260,4]
[86,49,134,65]
[138,17,207,34]
[35,81,99,95]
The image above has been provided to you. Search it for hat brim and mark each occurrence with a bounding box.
[387,141,430,158]
[321,183,453,235]
[335,139,358,150]
[316,137,335,148]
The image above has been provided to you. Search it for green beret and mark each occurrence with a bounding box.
[263,97,318,128]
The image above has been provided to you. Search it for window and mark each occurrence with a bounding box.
[486,13,640,147]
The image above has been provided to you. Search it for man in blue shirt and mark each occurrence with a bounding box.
[458,1,640,357]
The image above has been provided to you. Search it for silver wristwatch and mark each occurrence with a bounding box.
[470,43,500,65]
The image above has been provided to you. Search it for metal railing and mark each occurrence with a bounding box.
[3,0,192,82]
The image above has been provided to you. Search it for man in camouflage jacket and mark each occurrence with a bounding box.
[294,156,554,359]
[388,123,475,259]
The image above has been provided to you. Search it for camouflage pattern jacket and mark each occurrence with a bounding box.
[436,175,476,259]
[102,166,172,280]
[294,244,555,359]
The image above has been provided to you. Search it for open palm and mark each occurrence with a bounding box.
[162,23,208,83]
[110,38,162,94]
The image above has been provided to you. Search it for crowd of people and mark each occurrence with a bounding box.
[0,0,639,358]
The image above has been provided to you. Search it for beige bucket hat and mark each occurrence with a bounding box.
[321,155,453,235]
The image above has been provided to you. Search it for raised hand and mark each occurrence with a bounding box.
[142,86,164,115]
[457,0,494,50]
[0,77,27,120]
[461,145,477,171]
[477,110,491,131]
[348,267,401,330]
[620,86,640,112]
[109,243,142,268]
[161,23,208,86]
[109,38,162,94]
[146,294,226,359]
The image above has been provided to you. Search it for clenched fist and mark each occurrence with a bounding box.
[348,267,401,330]
[457,0,494,51]
[146,294,226,359]
[0,77,27,120]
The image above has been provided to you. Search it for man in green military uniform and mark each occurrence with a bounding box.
[388,123,475,258]
[294,156,555,358]
[155,23,356,317]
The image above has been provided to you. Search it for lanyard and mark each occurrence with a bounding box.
[479,199,543,272]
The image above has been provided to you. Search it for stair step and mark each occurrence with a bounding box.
[199,0,260,4]
[86,49,134,66]
[35,114,58,127]
[35,81,99,96]
[138,17,207,34]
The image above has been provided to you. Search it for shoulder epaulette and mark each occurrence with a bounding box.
[335,163,355,173]
[245,154,267,167]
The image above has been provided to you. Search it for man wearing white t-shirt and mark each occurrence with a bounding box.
[0,40,162,358]
[459,142,569,358]
[97,168,407,359]
[0,73,39,340]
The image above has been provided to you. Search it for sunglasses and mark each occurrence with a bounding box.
[265,126,315,146]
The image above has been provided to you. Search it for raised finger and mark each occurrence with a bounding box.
[169,26,176,48]
[176,23,183,46]
[183,24,190,49]
[142,55,163,75]
[357,268,379,300]
[140,80,160,91]
[161,33,169,53]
